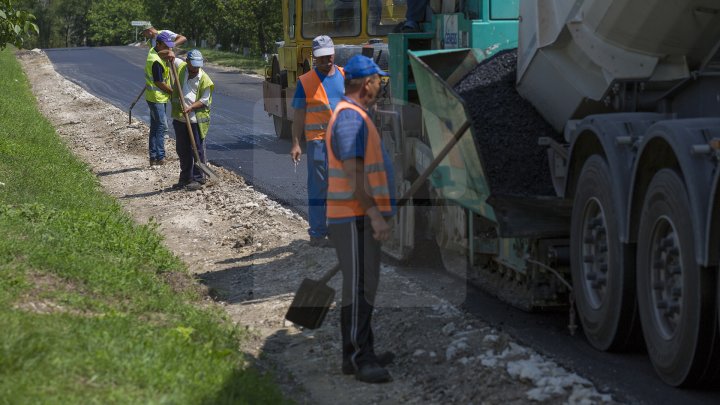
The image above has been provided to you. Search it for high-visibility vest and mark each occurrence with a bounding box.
[325,100,392,219]
[170,63,214,139]
[144,48,170,103]
[298,66,345,141]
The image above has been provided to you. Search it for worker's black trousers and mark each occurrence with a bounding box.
[329,217,381,370]
[173,119,205,183]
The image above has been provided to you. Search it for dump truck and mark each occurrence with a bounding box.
[383,0,720,387]
[263,0,405,138]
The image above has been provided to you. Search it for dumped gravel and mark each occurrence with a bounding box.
[454,49,563,197]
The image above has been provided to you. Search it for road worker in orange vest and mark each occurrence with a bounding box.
[325,55,396,384]
[290,35,346,248]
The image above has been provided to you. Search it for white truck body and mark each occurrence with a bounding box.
[517,0,720,131]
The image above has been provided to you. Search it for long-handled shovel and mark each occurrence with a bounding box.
[285,121,472,329]
[128,87,145,125]
[168,61,219,182]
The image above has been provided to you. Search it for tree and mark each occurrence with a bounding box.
[87,0,147,46]
[53,0,92,47]
[213,0,254,52]
[16,0,51,48]
[250,0,281,54]
[0,0,39,49]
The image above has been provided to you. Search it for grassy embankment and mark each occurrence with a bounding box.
[0,48,285,404]
[192,47,267,76]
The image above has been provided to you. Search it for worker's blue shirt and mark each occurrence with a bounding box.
[291,67,345,111]
[329,96,396,224]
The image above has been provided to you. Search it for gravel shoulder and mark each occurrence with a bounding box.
[16,49,617,404]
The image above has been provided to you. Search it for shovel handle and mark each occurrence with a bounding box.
[318,121,471,284]
[128,87,145,125]
[168,61,203,164]
[319,264,341,284]
[129,86,145,109]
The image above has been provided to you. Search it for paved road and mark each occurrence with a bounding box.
[45,46,308,213]
[44,46,720,404]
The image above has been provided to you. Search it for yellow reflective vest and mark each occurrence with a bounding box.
[170,62,214,139]
[144,48,170,103]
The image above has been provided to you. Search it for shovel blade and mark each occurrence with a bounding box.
[195,162,219,182]
[285,278,336,329]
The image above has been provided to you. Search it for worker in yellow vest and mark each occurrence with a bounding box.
[167,49,215,191]
[144,31,176,166]
[325,55,396,383]
[290,35,345,248]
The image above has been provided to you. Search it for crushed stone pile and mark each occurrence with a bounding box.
[453,49,563,197]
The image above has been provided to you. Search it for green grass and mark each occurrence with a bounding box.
[191,47,268,76]
[0,48,286,405]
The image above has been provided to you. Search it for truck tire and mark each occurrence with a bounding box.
[637,169,720,387]
[270,56,291,139]
[273,116,292,139]
[571,155,638,351]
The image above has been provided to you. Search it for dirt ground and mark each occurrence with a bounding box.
[16,49,618,404]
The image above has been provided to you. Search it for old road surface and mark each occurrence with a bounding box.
[44,46,720,404]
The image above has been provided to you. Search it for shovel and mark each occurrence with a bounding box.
[128,86,145,125]
[168,60,219,182]
[285,121,472,329]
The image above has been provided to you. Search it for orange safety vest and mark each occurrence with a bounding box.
[299,66,345,141]
[325,100,392,219]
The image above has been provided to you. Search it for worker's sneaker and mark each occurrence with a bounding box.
[185,181,202,191]
[155,158,166,165]
[354,362,392,384]
[393,20,422,33]
[309,237,332,248]
[172,181,189,190]
[342,352,395,375]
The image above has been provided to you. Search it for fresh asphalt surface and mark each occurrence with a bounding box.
[45,46,307,213]
[44,46,720,404]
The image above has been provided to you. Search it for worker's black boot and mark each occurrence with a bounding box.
[355,362,392,384]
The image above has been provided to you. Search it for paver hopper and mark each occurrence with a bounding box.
[408,49,570,238]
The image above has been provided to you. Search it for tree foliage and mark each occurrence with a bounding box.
[53,0,91,47]
[0,0,38,49]
[87,0,147,46]
[16,0,282,55]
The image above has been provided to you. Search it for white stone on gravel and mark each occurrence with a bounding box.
[441,322,456,336]
[445,337,470,361]
[483,334,499,343]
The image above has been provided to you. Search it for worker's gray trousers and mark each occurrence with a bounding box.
[329,217,381,370]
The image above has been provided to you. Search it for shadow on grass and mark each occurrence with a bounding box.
[200,360,291,405]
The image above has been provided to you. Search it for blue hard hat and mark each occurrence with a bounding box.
[344,55,388,80]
